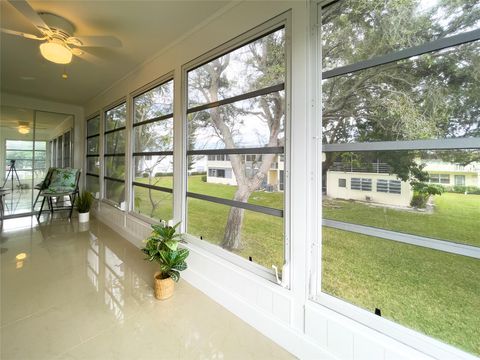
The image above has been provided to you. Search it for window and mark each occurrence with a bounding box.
[208,168,226,178]
[377,179,401,194]
[131,79,173,221]
[430,174,450,184]
[63,130,71,168]
[317,1,480,356]
[56,135,63,167]
[5,140,46,183]
[86,115,100,197]
[351,177,371,191]
[455,175,466,186]
[186,25,287,277]
[338,178,346,188]
[104,103,126,208]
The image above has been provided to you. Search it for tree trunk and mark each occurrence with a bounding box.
[221,186,251,250]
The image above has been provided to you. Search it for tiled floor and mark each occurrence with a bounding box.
[0,215,294,360]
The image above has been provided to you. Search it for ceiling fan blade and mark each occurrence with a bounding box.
[7,0,51,33]
[70,47,83,56]
[67,36,122,48]
[74,49,107,65]
[1,28,45,40]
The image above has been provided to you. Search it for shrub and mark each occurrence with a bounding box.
[154,172,174,177]
[412,182,444,196]
[410,192,428,208]
[142,172,149,178]
[201,175,207,182]
[447,185,480,195]
[410,182,444,209]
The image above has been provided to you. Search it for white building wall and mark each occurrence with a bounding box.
[327,171,413,207]
[428,171,479,187]
[207,160,237,186]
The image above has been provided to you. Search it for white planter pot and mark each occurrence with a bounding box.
[78,212,90,223]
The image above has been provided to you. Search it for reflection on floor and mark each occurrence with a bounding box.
[0,214,294,360]
[1,189,75,218]
[1,189,36,216]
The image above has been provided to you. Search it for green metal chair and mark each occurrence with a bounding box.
[36,168,81,221]
[33,167,56,208]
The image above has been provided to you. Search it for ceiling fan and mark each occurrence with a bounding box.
[1,0,122,64]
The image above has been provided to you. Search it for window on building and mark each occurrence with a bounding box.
[338,178,346,188]
[132,79,174,221]
[86,115,100,197]
[208,168,226,178]
[351,177,371,191]
[430,174,450,184]
[186,24,287,277]
[317,0,480,356]
[377,179,401,194]
[455,175,466,186]
[104,103,126,208]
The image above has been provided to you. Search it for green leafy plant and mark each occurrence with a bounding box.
[75,191,94,213]
[141,222,189,282]
[410,182,444,208]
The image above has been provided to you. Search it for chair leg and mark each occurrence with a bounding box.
[37,197,46,221]
[68,194,75,219]
[48,197,54,214]
[33,190,41,208]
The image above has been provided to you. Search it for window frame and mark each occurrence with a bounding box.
[181,12,292,284]
[129,73,175,223]
[311,1,480,358]
[85,113,101,197]
[102,99,127,209]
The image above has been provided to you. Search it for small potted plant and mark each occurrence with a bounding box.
[76,191,94,223]
[141,222,189,300]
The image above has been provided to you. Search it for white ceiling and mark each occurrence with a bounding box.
[1,0,232,106]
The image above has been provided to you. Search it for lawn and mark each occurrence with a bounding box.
[133,175,479,355]
[134,175,285,269]
[323,192,480,247]
[322,227,480,356]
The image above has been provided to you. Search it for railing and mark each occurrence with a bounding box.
[330,162,392,173]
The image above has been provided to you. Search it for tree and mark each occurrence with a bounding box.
[133,83,174,218]
[321,0,480,183]
[188,29,286,250]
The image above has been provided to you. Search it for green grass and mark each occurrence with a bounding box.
[134,175,479,355]
[323,192,480,247]
[134,175,284,269]
[322,227,480,355]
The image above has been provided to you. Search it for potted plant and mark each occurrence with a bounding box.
[75,191,94,223]
[141,222,189,300]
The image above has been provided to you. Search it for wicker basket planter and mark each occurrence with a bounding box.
[154,272,175,300]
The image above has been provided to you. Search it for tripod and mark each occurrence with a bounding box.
[2,160,22,189]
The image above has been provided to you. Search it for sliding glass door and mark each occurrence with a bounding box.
[0,106,74,217]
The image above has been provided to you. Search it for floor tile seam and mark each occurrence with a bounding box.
[0,304,55,329]
[52,320,120,359]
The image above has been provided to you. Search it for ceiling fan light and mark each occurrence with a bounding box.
[18,125,30,135]
[39,40,72,64]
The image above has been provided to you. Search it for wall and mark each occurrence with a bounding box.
[83,1,474,360]
[326,171,413,207]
